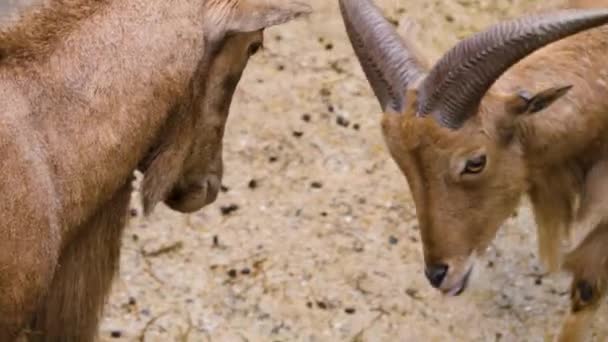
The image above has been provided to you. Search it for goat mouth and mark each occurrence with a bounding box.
[443,267,473,297]
[165,178,220,213]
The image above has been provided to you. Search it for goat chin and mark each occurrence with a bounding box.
[438,254,477,296]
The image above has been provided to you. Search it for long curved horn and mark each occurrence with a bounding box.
[339,0,426,113]
[418,9,608,129]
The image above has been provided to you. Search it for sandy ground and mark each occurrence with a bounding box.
[9,0,608,341]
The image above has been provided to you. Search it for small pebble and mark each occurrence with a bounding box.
[316,301,327,310]
[277,64,285,71]
[389,236,399,245]
[353,123,360,130]
[248,179,258,189]
[535,277,543,286]
[325,43,334,50]
[128,297,136,306]
[129,208,138,217]
[110,331,122,338]
[406,288,420,299]
[310,181,323,189]
[306,301,313,308]
[301,113,311,122]
[336,116,350,127]
[220,204,239,216]
[227,269,238,278]
[344,307,356,314]
[241,268,251,275]
[269,156,278,163]
[220,185,230,193]
[292,131,304,138]
[212,235,219,247]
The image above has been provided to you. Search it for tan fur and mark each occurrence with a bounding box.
[0,0,310,340]
[567,0,608,8]
[377,4,608,341]
[0,0,111,63]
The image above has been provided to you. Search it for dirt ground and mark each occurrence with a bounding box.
[91,1,608,341]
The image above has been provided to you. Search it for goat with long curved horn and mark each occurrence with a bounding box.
[339,1,608,340]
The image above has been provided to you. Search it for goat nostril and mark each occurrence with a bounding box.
[425,264,449,288]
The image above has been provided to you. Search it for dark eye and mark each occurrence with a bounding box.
[463,155,486,174]
[576,280,594,303]
[248,42,262,56]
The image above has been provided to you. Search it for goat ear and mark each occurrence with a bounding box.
[225,0,312,33]
[506,85,573,116]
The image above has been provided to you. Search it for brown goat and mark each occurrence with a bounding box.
[0,0,310,341]
[339,0,608,340]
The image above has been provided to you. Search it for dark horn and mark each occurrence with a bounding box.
[339,0,426,113]
[418,9,608,129]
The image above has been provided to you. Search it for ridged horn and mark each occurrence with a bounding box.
[418,9,608,129]
[338,0,426,113]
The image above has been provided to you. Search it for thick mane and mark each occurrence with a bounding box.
[0,0,111,65]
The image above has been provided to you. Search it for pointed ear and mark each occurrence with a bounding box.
[506,85,573,116]
[225,0,312,33]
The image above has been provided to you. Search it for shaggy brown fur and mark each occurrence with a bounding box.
[26,182,133,342]
[0,0,310,340]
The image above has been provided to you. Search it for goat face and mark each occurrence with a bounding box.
[382,92,541,294]
[165,31,264,213]
[384,86,578,294]
[340,0,608,294]
[141,1,311,215]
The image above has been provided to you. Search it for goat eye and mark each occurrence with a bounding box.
[463,155,486,174]
[248,42,262,56]
[576,280,594,303]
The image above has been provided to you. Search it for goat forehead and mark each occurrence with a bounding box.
[402,148,446,196]
[402,115,484,151]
